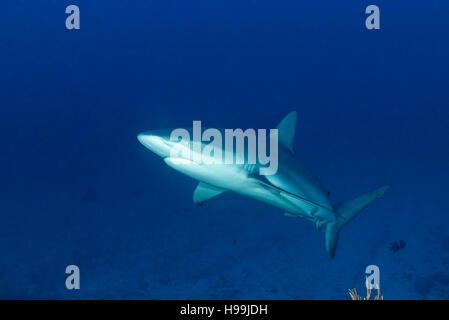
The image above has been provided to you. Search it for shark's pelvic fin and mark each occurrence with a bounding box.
[284,212,298,218]
[277,111,298,153]
[193,182,226,205]
[325,185,391,258]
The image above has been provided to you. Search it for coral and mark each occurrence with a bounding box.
[348,280,383,300]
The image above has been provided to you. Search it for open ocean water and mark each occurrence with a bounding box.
[0,0,448,299]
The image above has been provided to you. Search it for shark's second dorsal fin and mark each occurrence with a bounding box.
[277,111,298,153]
[193,182,226,205]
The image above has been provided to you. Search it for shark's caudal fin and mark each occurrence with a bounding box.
[325,185,391,258]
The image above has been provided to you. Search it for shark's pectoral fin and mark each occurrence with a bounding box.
[193,182,226,205]
[277,111,298,153]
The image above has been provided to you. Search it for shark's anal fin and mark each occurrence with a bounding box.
[193,182,226,205]
[315,219,326,231]
[277,111,298,153]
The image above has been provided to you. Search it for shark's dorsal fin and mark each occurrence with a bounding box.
[276,111,298,153]
[193,182,226,205]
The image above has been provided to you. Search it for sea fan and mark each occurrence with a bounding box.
[348,286,383,300]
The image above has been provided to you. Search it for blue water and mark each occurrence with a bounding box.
[1,0,448,299]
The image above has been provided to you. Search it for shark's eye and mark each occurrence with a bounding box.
[169,138,190,147]
[170,139,191,152]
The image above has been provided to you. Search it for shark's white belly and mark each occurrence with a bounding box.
[164,157,252,190]
[163,157,333,221]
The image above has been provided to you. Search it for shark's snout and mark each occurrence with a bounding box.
[137,133,146,145]
[137,133,158,149]
[137,132,172,158]
[137,133,153,149]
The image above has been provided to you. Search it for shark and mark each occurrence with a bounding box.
[137,111,390,257]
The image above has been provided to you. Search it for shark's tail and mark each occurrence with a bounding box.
[325,185,391,258]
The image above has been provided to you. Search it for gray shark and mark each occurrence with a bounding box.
[137,111,390,257]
